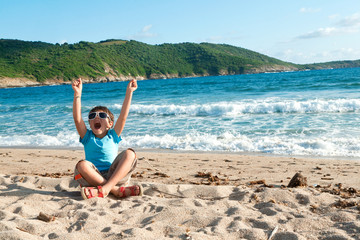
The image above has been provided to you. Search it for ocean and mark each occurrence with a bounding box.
[1,68,360,158]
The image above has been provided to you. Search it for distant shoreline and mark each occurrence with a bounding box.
[0,68,340,89]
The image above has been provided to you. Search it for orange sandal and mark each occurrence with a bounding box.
[81,186,106,199]
[118,185,143,198]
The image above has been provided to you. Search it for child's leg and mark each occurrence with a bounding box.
[101,149,140,197]
[75,160,107,187]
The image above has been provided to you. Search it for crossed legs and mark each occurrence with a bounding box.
[76,149,141,198]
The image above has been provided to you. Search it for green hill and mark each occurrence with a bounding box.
[0,39,300,83]
[303,59,360,70]
[0,39,359,86]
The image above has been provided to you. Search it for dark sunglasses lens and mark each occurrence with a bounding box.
[88,113,96,119]
[99,112,108,119]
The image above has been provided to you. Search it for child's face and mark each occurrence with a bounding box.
[88,111,113,137]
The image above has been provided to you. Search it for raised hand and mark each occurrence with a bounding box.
[72,78,83,96]
[127,79,138,93]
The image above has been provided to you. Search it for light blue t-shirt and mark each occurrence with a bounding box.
[80,129,122,171]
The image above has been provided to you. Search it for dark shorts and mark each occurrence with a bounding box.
[74,148,137,187]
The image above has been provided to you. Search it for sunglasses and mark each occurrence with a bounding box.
[88,112,110,120]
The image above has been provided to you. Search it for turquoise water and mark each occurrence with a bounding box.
[1,68,360,157]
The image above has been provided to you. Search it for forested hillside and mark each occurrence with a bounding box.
[0,39,359,86]
[0,39,299,83]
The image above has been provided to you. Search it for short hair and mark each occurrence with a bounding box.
[89,106,114,124]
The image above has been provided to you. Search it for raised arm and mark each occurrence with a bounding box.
[72,78,87,139]
[114,79,137,136]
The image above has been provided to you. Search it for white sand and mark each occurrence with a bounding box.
[0,148,359,239]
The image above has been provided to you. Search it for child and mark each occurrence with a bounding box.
[72,78,142,199]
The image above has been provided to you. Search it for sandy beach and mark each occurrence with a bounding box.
[0,148,359,239]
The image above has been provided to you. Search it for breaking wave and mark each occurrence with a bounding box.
[114,98,360,116]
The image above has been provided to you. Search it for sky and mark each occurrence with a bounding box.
[1,0,360,64]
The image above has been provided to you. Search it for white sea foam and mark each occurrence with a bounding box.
[0,131,81,148]
[119,131,360,157]
[1,130,360,157]
[113,98,360,116]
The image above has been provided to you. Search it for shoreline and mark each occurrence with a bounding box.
[1,147,359,188]
[0,68,336,89]
[2,146,360,162]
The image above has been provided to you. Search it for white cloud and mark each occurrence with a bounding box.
[336,13,360,27]
[331,47,360,60]
[296,12,360,39]
[273,47,360,64]
[128,24,157,40]
[311,48,360,62]
[297,27,338,39]
[299,7,321,13]
[273,49,307,63]
[142,25,153,32]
